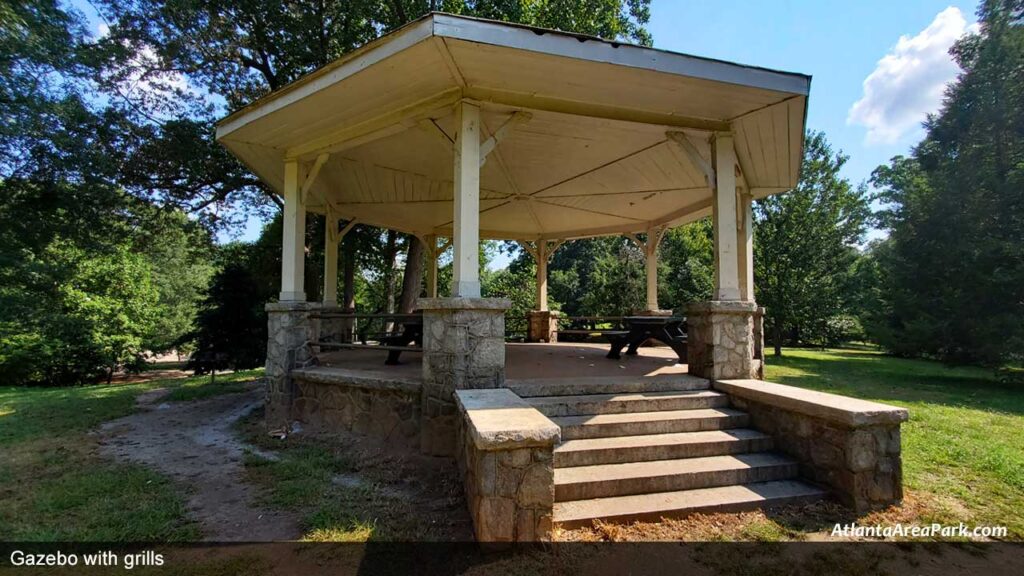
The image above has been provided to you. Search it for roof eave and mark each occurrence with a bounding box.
[216,12,811,141]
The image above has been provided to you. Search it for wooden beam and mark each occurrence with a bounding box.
[712,132,740,300]
[452,101,481,297]
[300,153,329,203]
[418,118,455,155]
[285,88,461,161]
[666,131,715,186]
[465,86,731,132]
[433,37,467,88]
[280,160,306,301]
[480,112,531,167]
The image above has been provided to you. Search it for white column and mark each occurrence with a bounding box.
[452,101,481,297]
[425,234,439,298]
[712,133,741,301]
[280,160,306,301]
[323,211,339,306]
[536,241,549,312]
[644,229,663,311]
[737,191,755,302]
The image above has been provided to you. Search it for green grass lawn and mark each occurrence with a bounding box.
[765,348,1024,539]
[0,369,262,541]
[1,350,1022,543]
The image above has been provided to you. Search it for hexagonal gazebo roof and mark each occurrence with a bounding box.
[216,12,810,241]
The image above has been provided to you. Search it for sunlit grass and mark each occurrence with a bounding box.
[766,348,1024,539]
[0,369,263,541]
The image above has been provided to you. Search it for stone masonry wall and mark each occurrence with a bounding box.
[265,302,320,429]
[730,395,903,512]
[458,431,555,542]
[418,298,510,456]
[291,373,420,451]
[526,310,560,343]
[455,389,559,542]
[687,300,762,381]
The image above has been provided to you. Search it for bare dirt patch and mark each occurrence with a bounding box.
[97,384,302,541]
[237,412,474,542]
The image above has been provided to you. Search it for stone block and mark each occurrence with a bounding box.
[517,463,554,508]
[845,430,878,472]
[477,497,515,542]
[515,509,535,542]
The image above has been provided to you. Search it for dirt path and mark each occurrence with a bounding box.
[98,384,303,541]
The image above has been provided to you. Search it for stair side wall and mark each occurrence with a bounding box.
[730,395,903,512]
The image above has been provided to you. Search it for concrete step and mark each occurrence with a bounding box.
[553,408,750,440]
[554,429,774,467]
[507,375,710,398]
[553,480,829,527]
[554,452,799,501]
[526,390,729,418]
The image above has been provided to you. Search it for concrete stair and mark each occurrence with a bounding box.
[526,390,729,417]
[514,376,827,526]
[554,407,751,440]
[554,480,828,528]
[506,374,711,398]
[554,428,774,467]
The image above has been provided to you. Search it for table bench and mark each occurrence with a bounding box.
[606,316,688,362]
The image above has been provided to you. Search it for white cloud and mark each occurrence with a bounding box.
[847,7,978,145]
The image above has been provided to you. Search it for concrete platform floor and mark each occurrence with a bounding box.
[316,342,687,382]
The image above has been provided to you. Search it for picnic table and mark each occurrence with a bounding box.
[379,318,423,365]
[606,316,688,363]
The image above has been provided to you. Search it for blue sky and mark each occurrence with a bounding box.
[72,1,980,256]
[648,0,978,200]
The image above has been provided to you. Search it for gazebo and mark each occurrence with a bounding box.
[217,13,907,542]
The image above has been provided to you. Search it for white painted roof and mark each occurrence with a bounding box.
[216,12,810,240]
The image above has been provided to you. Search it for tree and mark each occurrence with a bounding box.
[754,132,871,356]
[868,1,1023,366]
[660,219,714,310]
[93,0,655,310]
[187,244,274,374]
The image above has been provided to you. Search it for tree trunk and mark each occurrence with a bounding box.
[382,230,398,333]
[398,235,425,313]
[342,233,356,311]
[383,230,398,313]
[773,322,783,357]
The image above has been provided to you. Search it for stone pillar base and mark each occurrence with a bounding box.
[526,310,560,343]
[418,297,511,456]
[318,306,355,343]
[265,302,320,429]
[686,300,762,381]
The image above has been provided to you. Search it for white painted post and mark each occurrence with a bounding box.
[737,191,755,302]
[452,101,481,298]
[280,160,306,301]
[536,241,549,312]
[323,211,339,306]
[712,133,741,301]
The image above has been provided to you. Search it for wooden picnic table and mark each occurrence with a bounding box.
[379,318,423,365]
[606,316,688,363]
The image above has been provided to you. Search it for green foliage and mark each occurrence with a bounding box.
[187,244,275,374]
[868,1,1024,366]
[137,209,217,354]
[0,241,159,385]
[546,237,644,316]
[754,131,871,353]
[660,219,715,309]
